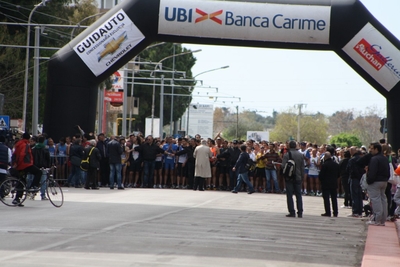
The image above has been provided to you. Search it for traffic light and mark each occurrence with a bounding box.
[380,118,387,134]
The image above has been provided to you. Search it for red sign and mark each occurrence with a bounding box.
[104,91,123,103]
[353,38,387,71]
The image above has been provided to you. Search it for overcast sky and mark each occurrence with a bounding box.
[182,0,400,118]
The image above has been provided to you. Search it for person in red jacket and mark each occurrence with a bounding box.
[12,133,42,206]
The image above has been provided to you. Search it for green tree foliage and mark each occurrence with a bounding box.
[69,0,100,37]
[330,133,362,148]
[0,25,25,119]
[328,110,354,135]
[349,107,383,145]
[129,43,197,131]
[270,109,328,144]
[327,106,383,146]
[0,0,88,127]
[216,108,269,141]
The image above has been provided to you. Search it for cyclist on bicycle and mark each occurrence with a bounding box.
[0,135,12,199]
[11,133,42,206]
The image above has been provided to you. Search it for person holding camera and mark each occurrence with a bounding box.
[282,140,305,218]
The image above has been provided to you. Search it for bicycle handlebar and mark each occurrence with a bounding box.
[40,165,57,172]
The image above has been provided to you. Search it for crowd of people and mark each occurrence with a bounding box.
[0,128,399,221]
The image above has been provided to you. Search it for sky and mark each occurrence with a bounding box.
[182,0,400,118]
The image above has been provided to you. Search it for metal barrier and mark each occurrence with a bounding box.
[50,155,69,185]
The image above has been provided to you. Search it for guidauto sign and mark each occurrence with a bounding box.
[73,9,144,77]
[158,0,331,44]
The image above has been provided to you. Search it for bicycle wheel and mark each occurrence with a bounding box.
[46,179,64,207]
[0,178,27,207]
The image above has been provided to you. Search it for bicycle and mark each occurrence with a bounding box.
[0,166,64,208]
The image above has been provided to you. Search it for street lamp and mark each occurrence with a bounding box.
[22,0,50,132]
[184,65,229,136]
[150,49,201,137]
[186,104,197,136]
[70,12,106,40]
[194,65,229,79]
[123,42,166,136]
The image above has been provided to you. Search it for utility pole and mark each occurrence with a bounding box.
[236,105,239,139]
[295,103,306,142]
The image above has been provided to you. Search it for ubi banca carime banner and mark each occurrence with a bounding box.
[73,9,145,77]
[342,23,400,92]
[158,0,331,44]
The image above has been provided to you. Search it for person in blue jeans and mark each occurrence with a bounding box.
[347,147,365,218]
[30,136,51,200]
[264,143,282,193]
[282,140,305,218]
[107,136,123,189]
[68,138,83,187]
[231,144,255,194]
[134,135,166,188]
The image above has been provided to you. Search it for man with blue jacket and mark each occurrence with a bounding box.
[231,144,255,194]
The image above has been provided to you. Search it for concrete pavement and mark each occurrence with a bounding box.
[0,188,396,267]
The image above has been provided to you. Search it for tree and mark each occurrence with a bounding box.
[213,107,225,135]
[350,106,384,145]
[214,108,267,141]
[330,133,362,148]
[328,110,354,136]
[0,0,86,127]
[126,43,196,132]
[0,25,25,119]
[270,109,328,144]
[269,110,298,142]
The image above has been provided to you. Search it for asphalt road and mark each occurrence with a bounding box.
[0,188,367,267]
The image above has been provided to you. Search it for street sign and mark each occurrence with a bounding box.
[0,115,10,130]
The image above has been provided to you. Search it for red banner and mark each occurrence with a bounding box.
[104,91,123,103]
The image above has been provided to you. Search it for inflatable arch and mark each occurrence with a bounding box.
[44,0,400,148]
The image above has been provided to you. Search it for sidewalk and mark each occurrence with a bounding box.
[361,220,400,267]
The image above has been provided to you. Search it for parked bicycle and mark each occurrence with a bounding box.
[0,166,64,208]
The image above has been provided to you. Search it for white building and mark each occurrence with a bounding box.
[95,0,124,9]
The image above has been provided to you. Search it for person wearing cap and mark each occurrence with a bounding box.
[12,133,43,206]
[0,135,12,199]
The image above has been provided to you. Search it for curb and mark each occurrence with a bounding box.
[396,221,400,245]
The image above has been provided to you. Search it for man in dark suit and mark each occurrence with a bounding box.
[282,141,305,218]
[319,152,340,217]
